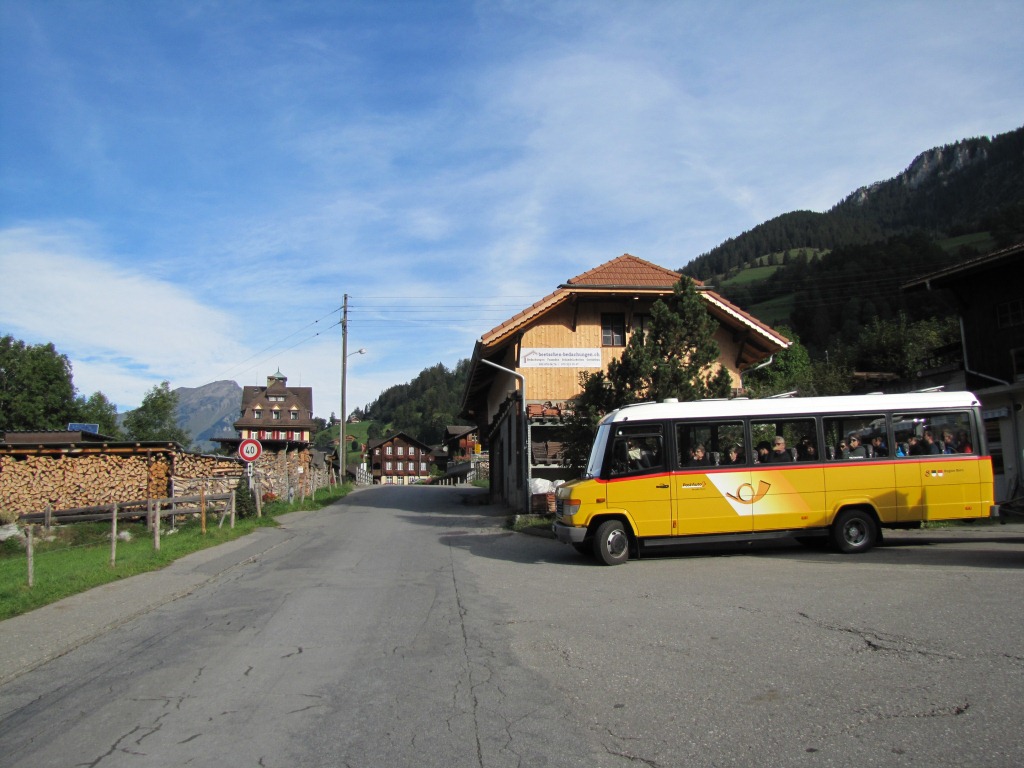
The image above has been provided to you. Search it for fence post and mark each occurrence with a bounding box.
[44,502,52,532]
[154,500,161,551]
[110,502,118,567]
[26,524,34,588]
[230,490,236,529]
[255,476,262,519]
[200,488,207,535]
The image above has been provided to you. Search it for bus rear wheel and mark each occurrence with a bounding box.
[831,508,878,553]
[594,520,630,565]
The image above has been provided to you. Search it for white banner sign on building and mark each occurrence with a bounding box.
[520,348,602,368]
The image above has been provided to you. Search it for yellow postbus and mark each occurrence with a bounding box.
[553,392,996,565]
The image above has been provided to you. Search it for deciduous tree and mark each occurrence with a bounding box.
[123,381,190,444]
[0,335,76,431]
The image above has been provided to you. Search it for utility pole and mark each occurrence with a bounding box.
[340,294,348,484]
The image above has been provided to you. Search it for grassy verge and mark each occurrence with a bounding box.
[510,513,553,533]
[0,483,355,622]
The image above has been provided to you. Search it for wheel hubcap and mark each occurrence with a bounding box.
[845,521,866,545]
[606,530,627,556]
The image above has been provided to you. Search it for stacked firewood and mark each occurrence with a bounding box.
[0,451,245,516]
[0,454,149,514]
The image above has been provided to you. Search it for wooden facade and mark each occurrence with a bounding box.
[368,432,434,485]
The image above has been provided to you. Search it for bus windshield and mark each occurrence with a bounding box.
[585,424,610,478]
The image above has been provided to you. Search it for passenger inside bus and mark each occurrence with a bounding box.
[845,435,868,459]
[723,444,744,465]
[689,443,709,466]
[797,436,817,461]
[771,436,796,462]
[870,435,888,457]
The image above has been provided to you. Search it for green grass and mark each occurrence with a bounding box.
[936,231,996,255]
[510,513,552,533]
[747,293,796,326]
[0,483,355,622]
[720,264,779,287]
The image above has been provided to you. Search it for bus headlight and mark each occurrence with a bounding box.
[561,500,581,518]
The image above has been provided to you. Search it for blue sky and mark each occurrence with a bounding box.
[2,1,1022,417]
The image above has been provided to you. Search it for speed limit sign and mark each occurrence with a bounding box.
[238,438,262,462]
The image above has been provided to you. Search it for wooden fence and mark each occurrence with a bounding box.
[17,491,237,585]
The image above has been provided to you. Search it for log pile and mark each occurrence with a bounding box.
[0,454,149,513]
[0,449,246,516]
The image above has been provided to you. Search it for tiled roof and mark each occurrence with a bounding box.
[480,255,687,346]
[567,253,697,287]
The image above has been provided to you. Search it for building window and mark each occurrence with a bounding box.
[420,462,427,472]
[408,462,415,472]
[633,313,652,337]
[385,461,392,471]
[397,446,404,456]
[386,445,393,455]
[290,411,298,420]
[272,410,281,420]
[602,313,625,346]
[254,410,262,419]
[997,298,1024,329]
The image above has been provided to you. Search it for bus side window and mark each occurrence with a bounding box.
[610,429,664,476]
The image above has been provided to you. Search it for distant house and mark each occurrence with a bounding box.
[460,253,790,512]
[904,241,1024,504]
[368,432,434,485]
[227,369,317,447]
[213,369,324,497]
[441,425,480,467]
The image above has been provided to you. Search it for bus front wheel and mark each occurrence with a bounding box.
[594,520,630,565]
[831,508,878,553]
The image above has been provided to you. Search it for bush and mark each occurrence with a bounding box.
[261,492,278,503]
[0,508,18,525]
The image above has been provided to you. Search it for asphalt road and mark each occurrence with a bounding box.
[1,485,1023,767]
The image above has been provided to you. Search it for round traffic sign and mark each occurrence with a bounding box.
[238,438,263,462]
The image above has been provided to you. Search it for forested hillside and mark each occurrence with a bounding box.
[357,360,472,446]
[685,126,1024,282]
[681,126,1024,358]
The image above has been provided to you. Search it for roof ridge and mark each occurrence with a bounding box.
[566,253,682,286]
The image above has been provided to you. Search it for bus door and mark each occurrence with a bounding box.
[603,424,672,537]
[747,419,827,532]
[896,413,987,521]
[673,421,752,536]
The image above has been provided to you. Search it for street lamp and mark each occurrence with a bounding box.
[340,344,366,483]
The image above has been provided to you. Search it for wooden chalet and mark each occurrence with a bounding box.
[460,253,791,512]
[214,369,317,452]
[368,432,434,485]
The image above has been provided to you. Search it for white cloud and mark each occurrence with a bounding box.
[0,225,249,407]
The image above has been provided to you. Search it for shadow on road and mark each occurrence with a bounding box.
[335,485,1024,570]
